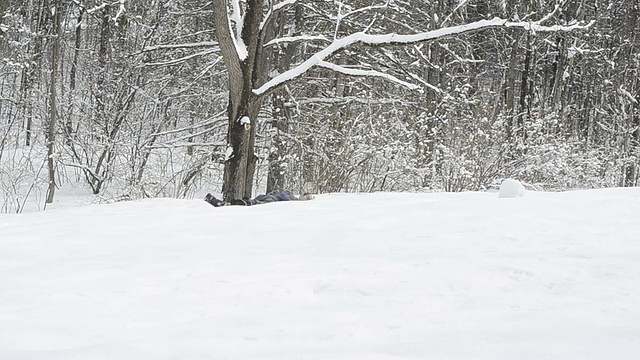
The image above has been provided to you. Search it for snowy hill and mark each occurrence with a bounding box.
[1,189,640,359]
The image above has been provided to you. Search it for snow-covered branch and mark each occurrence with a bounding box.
[333,0,391,38]
[78,0,125,25]
[143,42,218,52]
[149,114,226,138]
[113,0,125,26]
[85,2,109,14]
[297,96,404,105]
[406,72,444,94]
[254,16,593,96]
[338,1,390,20]
[139,49,218,68]
[264,35,329,47]
[317,61,420,91]
[260,0,297,30]
[229,0,248,60]
[618,86,639,104]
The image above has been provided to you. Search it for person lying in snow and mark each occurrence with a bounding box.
[205,191,314,207]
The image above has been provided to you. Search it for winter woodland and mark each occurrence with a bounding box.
[0,0,638,212]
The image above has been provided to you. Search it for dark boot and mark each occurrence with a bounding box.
[205,193,226,207]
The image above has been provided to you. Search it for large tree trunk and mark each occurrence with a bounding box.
[222,93,261,200]
[212,0,267,201]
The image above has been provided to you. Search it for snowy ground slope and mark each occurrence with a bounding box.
[1,189,639,360]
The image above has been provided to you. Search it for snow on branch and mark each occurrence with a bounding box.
[85,2,109,15]
[142,42,219,52]
[333,0,391,38]
[406,72,444,94]
[338,1,391,20]
[260,0,297,30]
[273,0,297,12]
[264,35,330,47]
[113,0,125,26]
[139,49,218,68]
[229,0,248,60]
[317,61,420,91]
[80,0,125,25]
[618,86,639,104]
[297,96,403,105]
[253,16,594,96]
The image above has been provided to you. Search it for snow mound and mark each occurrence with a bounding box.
[498,178,525,198]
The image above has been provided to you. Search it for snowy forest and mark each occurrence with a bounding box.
[0,0,638,212]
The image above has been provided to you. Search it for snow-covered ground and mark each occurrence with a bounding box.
[1,189,639,359]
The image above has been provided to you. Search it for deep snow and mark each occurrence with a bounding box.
[1,189,639,359]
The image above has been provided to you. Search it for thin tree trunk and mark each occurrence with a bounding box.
[550,35,566,119]
[65,8,83,145]
[624,4,639,187]
[517,34,531,143]
[23,0,47,147]
[69,8,83,91]
[503,32,521,139]
[266,92,288,193]
[266,8,299,193]
[46,0,62,204]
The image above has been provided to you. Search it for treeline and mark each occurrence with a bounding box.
[0,0,638,212]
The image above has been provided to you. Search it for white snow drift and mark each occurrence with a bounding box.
[1,189,639,360]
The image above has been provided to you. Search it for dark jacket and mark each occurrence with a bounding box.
[252,191,298,205]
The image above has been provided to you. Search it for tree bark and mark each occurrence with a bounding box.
[46,0,62,204]
[65,7,83,145]
[266,6,303,193]
[266,92,288,193]
[69,8,83,91]
[517,34,531,143]
[212,0,266,201]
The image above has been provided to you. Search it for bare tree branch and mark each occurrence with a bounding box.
[317,60,420,91]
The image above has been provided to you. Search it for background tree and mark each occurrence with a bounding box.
[45,0,62,204]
